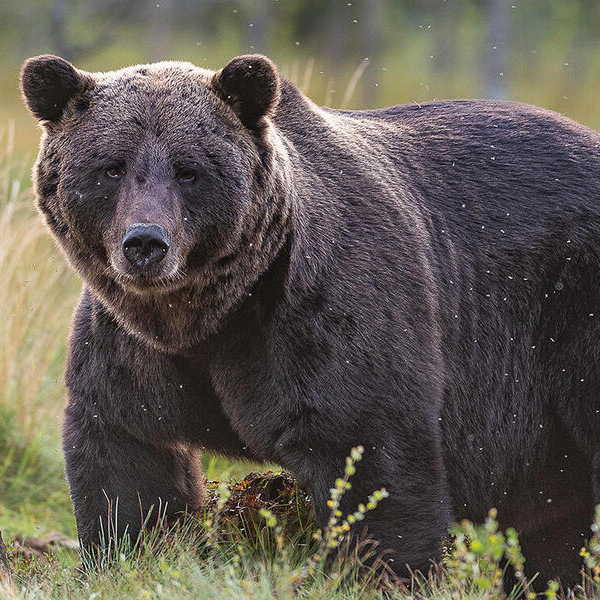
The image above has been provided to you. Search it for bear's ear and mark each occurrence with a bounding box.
[211,54,280,129]
[20,55,90,123]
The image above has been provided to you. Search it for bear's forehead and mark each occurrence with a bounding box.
[70,63,237,146]
[92,61,214,88]
[87,64,220,122]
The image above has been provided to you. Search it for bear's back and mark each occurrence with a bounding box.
[275,87,600,259]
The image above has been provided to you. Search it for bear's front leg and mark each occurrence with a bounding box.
[63,400,204,551]
[61,291,220,552]
[275,430,451,579]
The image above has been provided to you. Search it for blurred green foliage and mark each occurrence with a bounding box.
[2,0,600,156]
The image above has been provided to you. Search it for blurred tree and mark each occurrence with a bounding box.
[148,0,174,61]
[45,0,143,62]
[360,0,383,107]
[480,0,510,98]
[246,0,274,54]
[430,0,462,80]
[49,0,70,59]
[322,0,349,70]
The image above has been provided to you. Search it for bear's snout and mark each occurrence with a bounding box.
[122,223,170,270]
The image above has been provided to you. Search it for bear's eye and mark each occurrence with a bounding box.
[177,169,196,184]
[105,166,125,180]
[174,162,202,185]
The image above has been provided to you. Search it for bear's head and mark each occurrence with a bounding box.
[20,54,293,352]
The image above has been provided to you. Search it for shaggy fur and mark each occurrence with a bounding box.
[21,53,600,586]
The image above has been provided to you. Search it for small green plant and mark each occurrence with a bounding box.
[258,507,286,559]
[446,508,530,598]
[291,445,389,587]
[580,504,600,597]
[205,480,231,546]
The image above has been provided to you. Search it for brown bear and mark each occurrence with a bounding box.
[20,53,600,587]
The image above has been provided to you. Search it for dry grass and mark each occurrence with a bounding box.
[0,126,79,440]
[0,126,79,536]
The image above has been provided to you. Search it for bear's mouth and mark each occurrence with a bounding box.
[111,267,186,296]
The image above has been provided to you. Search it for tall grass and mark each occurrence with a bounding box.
[0,127,79,536]
[0,128,78,437]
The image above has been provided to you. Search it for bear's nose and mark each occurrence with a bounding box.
[122,223,170,269]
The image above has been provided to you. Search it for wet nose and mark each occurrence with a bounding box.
[122,223,170,269]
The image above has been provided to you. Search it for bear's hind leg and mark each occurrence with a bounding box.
[507,435,593,592]
[518,507,591,592]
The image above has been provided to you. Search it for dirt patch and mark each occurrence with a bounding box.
[206,471,314,541]
[10,532,79,564]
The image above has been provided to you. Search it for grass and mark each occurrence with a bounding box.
[1,123,600,598]
[0,126,77,538]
